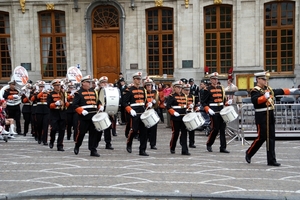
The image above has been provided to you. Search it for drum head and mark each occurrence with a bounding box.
[141,109,153,120]
[92,112,108,121]
[183,112,197,122]
[220,106,233,115]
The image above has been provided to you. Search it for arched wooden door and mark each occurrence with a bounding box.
[92,6,120,82]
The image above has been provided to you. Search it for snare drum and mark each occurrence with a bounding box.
[140,109,160,128]
[92,112,111,131]
[220,106,238,123]
[99,87,120,115]
[183,112,205,131]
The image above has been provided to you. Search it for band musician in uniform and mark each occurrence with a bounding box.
[122,72,151,156]
[97,76,114,150]
[47,79,69,151]
[32,81,49,145]
[144,77,159,150]
[167,80,190,155]
[201,72,232,153]
[73,75,102,157]
[245,71,299,166]
[3,80,22,135]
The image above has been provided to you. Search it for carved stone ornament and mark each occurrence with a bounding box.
[185,0,189,8]
[46,3,55,10]
[155,0,163,7]
[20,0,25,14]
[214,0,223,4]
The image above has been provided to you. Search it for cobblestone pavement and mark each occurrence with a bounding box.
[0,122,300,200]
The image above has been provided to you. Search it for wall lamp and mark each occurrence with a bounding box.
[130,0,136,10]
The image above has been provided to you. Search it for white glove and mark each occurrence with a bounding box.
[264,92,270,99]
[147,102,153,108]
[13,95,19,99]
[227,99,233,105]
[42,88,47,93]
[152,100,156,104]
[174,112,180,117]
[289,88,298,93]
[189,104,194,109]
[130,109,137,117]
[99,105,104,112]
[208,108,215,115]
[164,103,167,106]
[55,100,61,106]
[82,110,88,116]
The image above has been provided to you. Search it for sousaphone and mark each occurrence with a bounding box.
[0,66,29,106]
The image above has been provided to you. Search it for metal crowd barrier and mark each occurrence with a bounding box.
[226,99,300,145]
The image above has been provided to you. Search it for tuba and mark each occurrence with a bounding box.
[0,66,29,106]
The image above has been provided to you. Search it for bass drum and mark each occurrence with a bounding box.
[99,87,120,115]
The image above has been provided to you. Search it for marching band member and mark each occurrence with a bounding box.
[97,76,114,150]
[201,72,231,153]
[144,78,159,149]
[167,80,190,155]
[245,71,299,166]
[73,75,101,157]
[32,81,49,145]
[3,80,22,135]
[47,79,69,151]
[119,78,127,125]
[30,84,38,139]
[124,83,132,138]
[181,83,198,148]
[66,82,77,141]
[21,83,32,136]
[122,72,150,156]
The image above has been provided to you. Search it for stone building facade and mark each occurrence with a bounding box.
[0,0,299,89]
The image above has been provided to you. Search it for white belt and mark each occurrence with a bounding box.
[37,102,47,105]
[23,103,31,105]
[209,102,223,106]
[255,107,273,112]
[82,105,97,109]
[33,104,37,106]
[172,105,187,109]
[130,103,145,106]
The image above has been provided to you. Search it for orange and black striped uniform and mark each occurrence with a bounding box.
[166,92,189,154]
[73,87,101,154]
[3,88,22,134]
[201,85,227,150]
[66,91,77,140]
[31,90,49,144]
[146,89,159,148]
[122,85,148,153]
[246,86,290,164]
[47,91,69,149]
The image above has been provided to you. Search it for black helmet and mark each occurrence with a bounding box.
[180,78,188,84]
[189,78,194,83]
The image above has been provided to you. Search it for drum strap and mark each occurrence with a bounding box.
[95,89,99,102]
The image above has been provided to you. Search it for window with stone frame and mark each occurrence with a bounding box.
[204,5,232,74]
[38,11,67,79]
[264,2,295,73]
[146,8,174,76]
[0,11,12,79]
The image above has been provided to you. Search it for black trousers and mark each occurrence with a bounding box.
[22,112,31,134]
[147,123,157,147]
[206,113,227,150]
[7,106,21,134]
[75,119,101,153]
[49,119,66,149]
[170,120,188,153]
[36,113,49,144]
[67,112,78,140]
[127,114,147,152]
[246,111,277,164]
